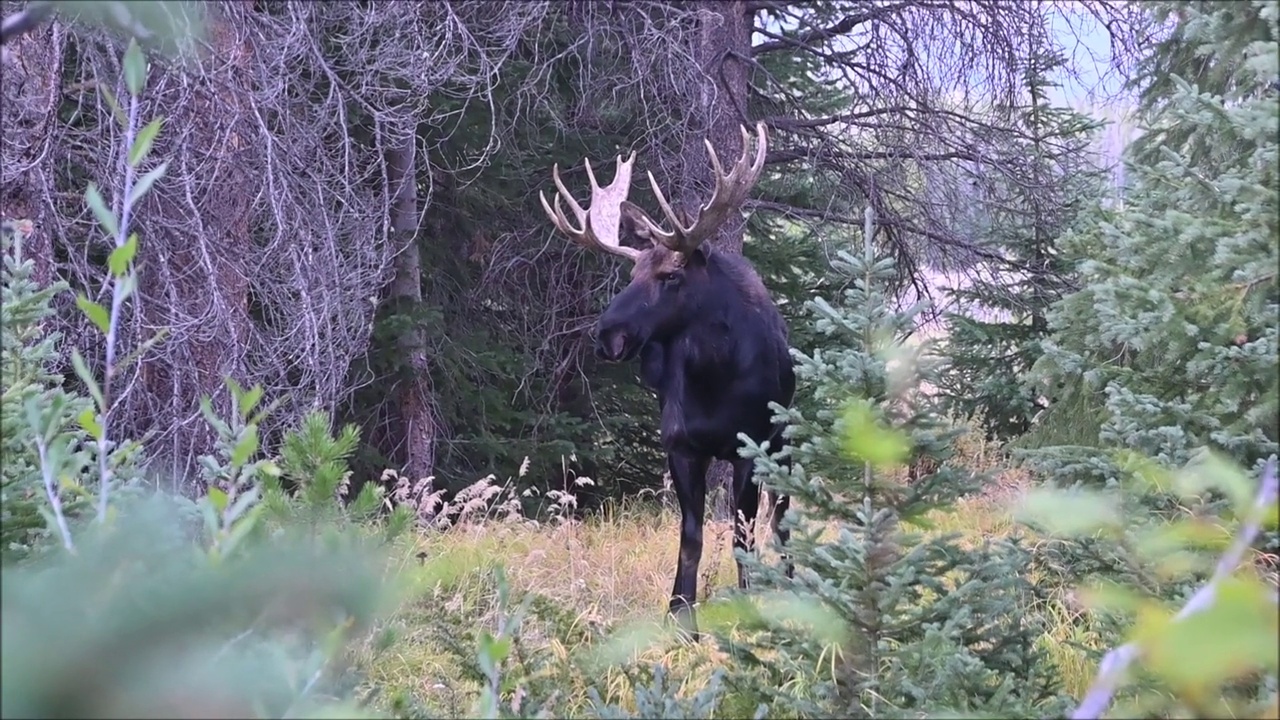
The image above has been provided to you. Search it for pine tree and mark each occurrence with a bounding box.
[725,211,1067,718]
[939,48,1106,441]
[1021,0,1278,499]
[0,219,92,562]
[1006,16,1278,708]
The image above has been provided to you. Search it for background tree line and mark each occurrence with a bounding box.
[3,0,1145,510]
[3,1,1276,718]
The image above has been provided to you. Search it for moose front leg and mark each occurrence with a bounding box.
[667,452,709,638]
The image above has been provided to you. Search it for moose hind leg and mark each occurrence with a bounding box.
[730,457,762,590]
[770,491,795,579]
[768,431,795,579]
[668,452,709,635]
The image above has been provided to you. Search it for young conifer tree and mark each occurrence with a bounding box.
[728,209,1068,718]
[1,220,88,561]
[1021,0,1278,502]
[939,47,1107,441]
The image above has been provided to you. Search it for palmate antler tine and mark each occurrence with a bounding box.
[646,122,769,255]
[539,183,582,239]
[643,169,683,244]
[541,154,642,263]
[551,163,586,224]
[583,157,602,191]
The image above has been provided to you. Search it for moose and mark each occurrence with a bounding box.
[539,122,795,634]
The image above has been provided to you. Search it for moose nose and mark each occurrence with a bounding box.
[594,323,633,362]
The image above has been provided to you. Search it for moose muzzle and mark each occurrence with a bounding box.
[594,322,639,363]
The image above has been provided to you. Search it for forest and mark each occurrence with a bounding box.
[0,0,1276,717]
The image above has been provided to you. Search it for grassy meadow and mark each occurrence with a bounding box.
[352,428,1119,716]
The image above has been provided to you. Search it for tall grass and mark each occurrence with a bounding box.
[353,422,1115,715]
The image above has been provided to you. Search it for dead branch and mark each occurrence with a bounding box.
[0,0,51,45]
[3,0,554,483]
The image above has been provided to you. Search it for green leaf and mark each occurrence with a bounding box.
[1014,487,1122,536]
[224,486,260,523]
[1114,450,1174,494]
[1133,518,1230,559]
[239,385,264,419]
[758,591,847,646]
[97,84,128,127]
[1137,577,1280,692]
[127,117,164,167]
[230,425,259,468]
[108,234,139,277]
[1175,452,1255,518]
[839,398,910,469]
[123,38,148,97]
[115,272,137,302]
[85,183,120,238]
[208,486,229,513]
[225,377,246,406]
[75,294,110,335]
[477,630,512,671]
[581,620,669,671]
[199,396,230,437]
[1078,581,1154,616]
[77,408,103,439]
[71,349,105,408]
[217,509,260,558]
[127,160,169,206]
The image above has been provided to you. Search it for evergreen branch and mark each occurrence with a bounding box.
[752,2,917,56]
[743,198,1033,272]
[1070,457,1279,720]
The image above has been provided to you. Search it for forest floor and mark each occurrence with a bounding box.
[354,434,1109,716]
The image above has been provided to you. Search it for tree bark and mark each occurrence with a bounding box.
[0,18,62,289]
[386,123,440,494]
[683,0,754,521]
[138,0,255,487]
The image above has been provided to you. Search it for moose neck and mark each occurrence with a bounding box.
[668,251,764,379]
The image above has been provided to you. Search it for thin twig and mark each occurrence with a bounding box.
[96,87,143,523]
[34,435,77,554]
[1070,457,1280,720]
[0,0,53,46]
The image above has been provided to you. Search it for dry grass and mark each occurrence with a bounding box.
[354,429,1129,716]
[358,503,743,715]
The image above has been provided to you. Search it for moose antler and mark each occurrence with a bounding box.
[540,153,642,263]
[634,122,769,255]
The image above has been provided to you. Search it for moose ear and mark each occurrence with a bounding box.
[683,245,709,267]
[619,200,657,249]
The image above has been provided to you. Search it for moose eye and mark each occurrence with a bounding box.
[659,272,681,287]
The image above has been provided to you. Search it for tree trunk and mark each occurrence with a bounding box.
[683,0,753,255]
[0,19,63,289]
[138,0,255,488]
[680,0,757,515]
[684,0,753,522]
[386,123,440,494]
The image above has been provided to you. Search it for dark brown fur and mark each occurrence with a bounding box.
[593,241,795,636]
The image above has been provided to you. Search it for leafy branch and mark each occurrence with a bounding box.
[1069,457,1279,719]
[72,37,168,525]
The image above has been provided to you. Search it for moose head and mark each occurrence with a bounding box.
[539,123,769,363]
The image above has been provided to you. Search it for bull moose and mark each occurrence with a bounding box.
[539,123,795,635]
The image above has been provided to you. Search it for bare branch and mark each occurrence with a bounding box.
[0,0,52,45]
[752,1,917,56]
